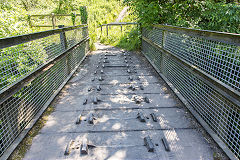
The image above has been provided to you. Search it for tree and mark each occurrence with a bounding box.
[124,0,240,33]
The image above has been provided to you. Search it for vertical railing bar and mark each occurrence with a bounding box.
[51,13,55,29]
[59,25,70,74]
[27,14,32,27]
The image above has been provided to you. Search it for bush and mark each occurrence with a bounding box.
[124,0,240,33]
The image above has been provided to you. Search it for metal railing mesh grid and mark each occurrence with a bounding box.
[164,30,240,92]
[0,26,89,157]
[65,27,87,49]
[142,27,240,159]
[142,27,163,46]
[0,34,63,92]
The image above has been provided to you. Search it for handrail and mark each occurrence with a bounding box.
[0,25,89,159]
[100,22,138,36]
[154,24,240,46]
[142,36,240,106]
[29,14,81,17]
[28,13,83,29]
[142,25,240,160]
[102,22,138,26]
[0,24,87,49]
[0,37,89,105]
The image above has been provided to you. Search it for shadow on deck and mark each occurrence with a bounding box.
[23,43,218,160]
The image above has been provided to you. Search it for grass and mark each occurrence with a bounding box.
[116,27,141,51]
[8,106,55,160]
[1,0,139,51]
[98,6,140,51]
[99,25,141,51]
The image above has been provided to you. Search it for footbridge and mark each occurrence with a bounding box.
[0,24,239,160]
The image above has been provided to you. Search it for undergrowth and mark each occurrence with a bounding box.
[1,0,139,51]
[99,7,140,51]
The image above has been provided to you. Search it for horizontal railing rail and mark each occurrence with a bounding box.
[28,13,83,29]
[101,22,138,26]
[29,14,82,17]
[141,25,240,160]
[0,25,87,94]
[0,25,87,49]
[100,22,138,36]
[0,25,89,159]
[154,24,240,46]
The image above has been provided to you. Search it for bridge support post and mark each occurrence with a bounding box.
[58,25,70,74]
[58,25,67,50]
[51,13,55,29]
[80,6,88,38]
[80,6,88,24]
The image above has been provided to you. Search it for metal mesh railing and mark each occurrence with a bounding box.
[0,25,89,158]
[0,34,62,92]
[142,27,163,46]
[142,26,240,160]
[65,27,87,49]
[0,26,88,94]
[142,27,240,92]
[164,31,240,92]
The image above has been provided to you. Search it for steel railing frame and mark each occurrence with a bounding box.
[0,25,87,99]
[0,25,89,159]
[28,14,83,29]
[141,24,240,160]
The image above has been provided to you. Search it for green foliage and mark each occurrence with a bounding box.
[200,2,240,33]
[98,3,140,50]
[0,7,34,38]
[80,6,88,24]
[0,0,129,49]
[53,0,75,14]
[116,27,141,50]
[124,0,240,33]
[100,25,140,51]
[71,13,76,25]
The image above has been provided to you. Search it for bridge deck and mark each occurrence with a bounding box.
[24,43,214,160]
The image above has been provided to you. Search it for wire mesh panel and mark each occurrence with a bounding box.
[65,27,88,49]
[141,39,162,70]
[142,27,163,47]
[146,27,240,92]
[142,26,240,159]
[0,34,62,92]
[0,26,89,158]
[164,31,240,92]
[0,56,68,155]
